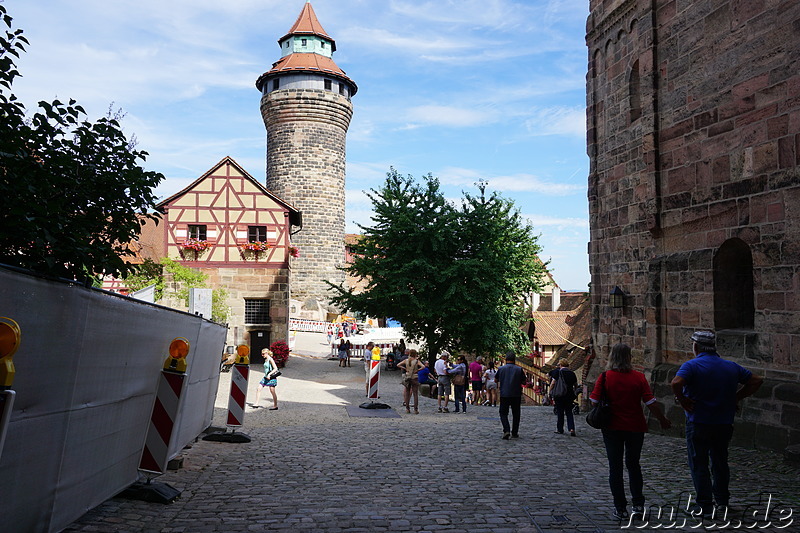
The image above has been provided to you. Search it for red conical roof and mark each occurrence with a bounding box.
[279,2,333,44]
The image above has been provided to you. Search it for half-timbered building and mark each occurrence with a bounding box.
[138,156,301,362]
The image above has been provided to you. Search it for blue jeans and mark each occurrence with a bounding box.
[554,398,575,432]
[453,384,467,412]
[499,396,521,435]
[602,429,645,510]
[685,421,734,508]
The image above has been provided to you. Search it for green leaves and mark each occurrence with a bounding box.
[0,5,164,280]
[329,168,546,362]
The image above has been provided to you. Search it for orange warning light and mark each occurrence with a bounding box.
[236,345,250,357]
[168,338,190,359]
[0,318,20,359]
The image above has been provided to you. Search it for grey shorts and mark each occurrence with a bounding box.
[437,377,451,396]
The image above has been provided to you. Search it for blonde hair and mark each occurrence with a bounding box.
[607,343,632,372]
[262,348,272,356]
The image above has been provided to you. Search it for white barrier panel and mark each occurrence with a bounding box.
[288,318,328,333]
[0,267,226,533]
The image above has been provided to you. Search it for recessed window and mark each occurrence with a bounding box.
[321,42,326,48]
[244,299,271,324]
[339,83,345,95]
[188,225,207,240]
[248,225,268,242]
[272,79,280,91]
[301,38,307,46]
[713,238,754,330]
[324,79,332,90]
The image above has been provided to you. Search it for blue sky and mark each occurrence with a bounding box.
[9,0,591,291]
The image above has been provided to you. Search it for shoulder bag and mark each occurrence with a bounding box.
[586,371,611,429]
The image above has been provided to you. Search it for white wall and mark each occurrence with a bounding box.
[0,267,227,533]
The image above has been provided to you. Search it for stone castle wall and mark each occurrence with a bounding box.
[260,88,352,305]
[586,0,800,450]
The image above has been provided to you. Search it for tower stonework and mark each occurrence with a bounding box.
[256,2,357,306]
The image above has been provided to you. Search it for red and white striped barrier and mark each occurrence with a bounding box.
[289,319,328,333]
[367,354,381,399]
[139,369,185,474]
[329,342,394,357]
[226,363,249,428]
[139,338,190,475]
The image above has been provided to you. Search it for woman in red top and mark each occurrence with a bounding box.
[590,343,671,521]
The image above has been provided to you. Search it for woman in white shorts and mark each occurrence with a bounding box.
[483,360,498,407]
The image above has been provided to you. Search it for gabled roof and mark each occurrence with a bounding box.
[156,156,301,227]
[531,311,573,346]
[279,2,334,46]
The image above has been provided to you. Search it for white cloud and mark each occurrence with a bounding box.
[525,106,586,137]
[438,167,583,196]
[402,105,494,128]
[522,213,588,229]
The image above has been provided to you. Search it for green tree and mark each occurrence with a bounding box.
[328,169,546,364]
[446,182,546,356]
[0,5,163,280]
[125,257,230,324]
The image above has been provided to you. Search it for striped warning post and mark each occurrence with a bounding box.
[226,363,249,428]
[139,371,185,474]
[368,358,381,398]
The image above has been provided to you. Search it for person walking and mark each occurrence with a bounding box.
[448,355,468,413]
[434,351,452,413]
[254,348,279,410]
[326,325,333,345]
[549,359,578,436]
[398,349,424,413]
[591,343,671,521]
[469,356,485,405]
[670,331,763,516]
[483,360,498,406]
[495,351,525,439]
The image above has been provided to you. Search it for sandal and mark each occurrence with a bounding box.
[269,406,278,410]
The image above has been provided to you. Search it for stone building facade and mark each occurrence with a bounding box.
[586,0,800,451]
[256,2,357,307]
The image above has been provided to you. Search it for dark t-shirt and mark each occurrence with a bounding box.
[549,367,578,401]
[495,363,525,397]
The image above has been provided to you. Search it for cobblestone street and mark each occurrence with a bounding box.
[65,353,800,532]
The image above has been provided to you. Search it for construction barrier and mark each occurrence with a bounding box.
[138,338,190,475]
[329,342,394,358]
[288,318,328,333]
[367,350,381,399]
[226,346,250,429]
[0,266,226,533]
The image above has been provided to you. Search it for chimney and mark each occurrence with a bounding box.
[532,292,541,312]
[551,287,561,311]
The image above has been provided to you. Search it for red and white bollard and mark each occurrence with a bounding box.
[204,345,251,443]
[367,349,381,399]
[139,338,190,475]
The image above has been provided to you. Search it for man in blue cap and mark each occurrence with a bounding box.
[671,330,763,515]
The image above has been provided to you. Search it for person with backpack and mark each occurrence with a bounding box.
[549,359,578,436]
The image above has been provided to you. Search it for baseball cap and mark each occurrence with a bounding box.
[439,350,450,359]
[691,330,716,347]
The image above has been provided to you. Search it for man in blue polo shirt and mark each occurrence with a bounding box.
[671,331,763,515]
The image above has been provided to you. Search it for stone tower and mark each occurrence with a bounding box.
[256,1,357,307]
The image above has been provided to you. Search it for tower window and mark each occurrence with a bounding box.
[301,38,307,46]
[321,42,326,48]
[188,224,207,241]
[713,238,754,330]
[244,299,271,324]
[272,79,280,91]
[324,79,332,90]
[339,83,345,95]
[248,225,268,242]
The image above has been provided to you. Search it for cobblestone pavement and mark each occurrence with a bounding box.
[65,355,800,533]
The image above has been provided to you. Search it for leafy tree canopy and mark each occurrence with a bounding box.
[328,169,546,364]
[0,5,164,280]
